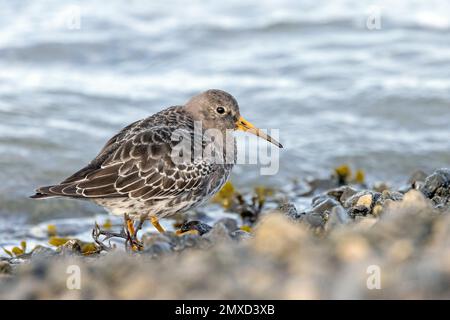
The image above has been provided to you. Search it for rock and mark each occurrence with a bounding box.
[2,172,450,299]
[142,241,172,257]
[278,202,301,220]
[383,190,403,200]
[0,261,12,275]
[230,230,252,241]
[385,189,430,213]
[331,205,350,224]
[31,245,57,259]
[57,239,83,256]
[312,198,341,214]
[215,218,239,233]
[179,220,213,236]
[204,222,233,242]
[252,214,308,258]
[335,236,370,262]
[300,195,342,228]
[421,168,450,197]
[172,233,207,251]
[343,191,390,217]
[356,194,373,209]
[305,211,328,228]
[372,204,383,216]
[311,194,331,207]
[326,186,358,204]
[420,169,450,208]
[142,233,173,247]
[344,191,378,209]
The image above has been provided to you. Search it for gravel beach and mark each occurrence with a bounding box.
[1,167,449,299]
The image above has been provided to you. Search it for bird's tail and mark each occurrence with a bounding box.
[30,185,61,199]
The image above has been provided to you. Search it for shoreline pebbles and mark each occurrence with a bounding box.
[1,168,449,299]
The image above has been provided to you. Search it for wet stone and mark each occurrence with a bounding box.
[278,202,302,220]
[31,245,57,259]
[57,239,83,256]
[179,220,213,236]
[348,205,370,217]
[378,190,404,204]
[344,191,377,209]
[6,258,26,265]
[3,168,450,299]
[421,169,450,197]
[230,230,252,241]
[356,194,373,209]
[204,222,233,242]
[312,194,332,207]
[142,241,172,257]
[305,211,329,228]
[312,198,341,215]
[142,233,173,247]
[326,186,358,204]
[215,218,239,233]
[171,233,208,252]
[0,261,12,275]
[330,205,350,225]
[300,196,341,228]
[343,191,378,217]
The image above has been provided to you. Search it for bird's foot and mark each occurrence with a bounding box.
[124,213,144,252]
[92,222,126,251]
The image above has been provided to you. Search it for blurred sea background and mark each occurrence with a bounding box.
[0,0,449,248]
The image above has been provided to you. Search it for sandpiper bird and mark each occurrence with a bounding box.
[31,89,282,246]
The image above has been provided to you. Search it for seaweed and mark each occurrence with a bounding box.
[2,241,27,258]
[334,164,365,185]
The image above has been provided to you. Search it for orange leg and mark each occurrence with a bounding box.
[151,216,165,233]
[123,213,142,251]
[126,218,135,236]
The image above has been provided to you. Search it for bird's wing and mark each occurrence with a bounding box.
[33,127,214,200]
[59,119,143,185]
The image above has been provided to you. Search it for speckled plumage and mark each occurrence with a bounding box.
[31,90,238,221]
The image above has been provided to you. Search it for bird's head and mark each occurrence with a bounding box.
[185,89,283,148]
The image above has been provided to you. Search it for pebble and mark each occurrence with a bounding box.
[204,222,233,242]
[356,194,373,209]
[420,169,450,208]
[142,241,172,257]
[57,239,83,256]
[31,245,58,259]
[326,186,358,204]
[278,202,301,220]
[0,261,12,275]
[179,220,213,235]
[215,218,239,233]
[331,205,350,224]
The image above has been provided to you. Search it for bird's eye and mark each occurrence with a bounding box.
[216,106,225,114]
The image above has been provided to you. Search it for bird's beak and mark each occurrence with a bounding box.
[236,116,283,148]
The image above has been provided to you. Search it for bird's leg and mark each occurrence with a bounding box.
[133,215,146,238]
[150,216,165,233]
[125,214,135,236]
[123,213,143,251]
